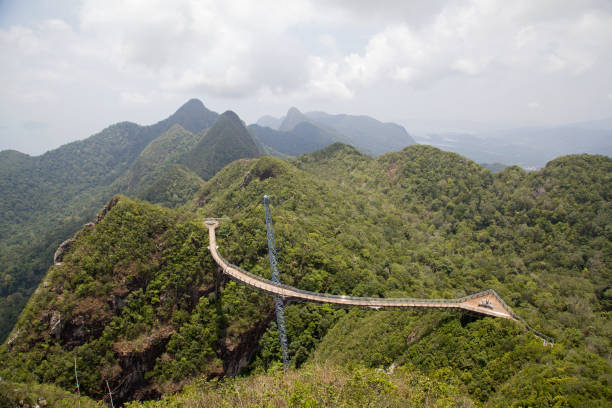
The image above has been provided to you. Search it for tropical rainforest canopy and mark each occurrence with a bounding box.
[0,101,610,407]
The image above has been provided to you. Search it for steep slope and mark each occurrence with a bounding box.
[180,111,262,180]
[116,124,201,195]
[114,110,261,208]
[1,197,273,404]
[112,124,207,208]
[154,98,218,134]
[0,99,218,341]
[0,99,217,233]
[140,164,205,208]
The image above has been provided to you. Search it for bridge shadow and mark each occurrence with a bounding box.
[460,311,486,327]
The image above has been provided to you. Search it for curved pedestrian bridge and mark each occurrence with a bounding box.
[205,220,517,320]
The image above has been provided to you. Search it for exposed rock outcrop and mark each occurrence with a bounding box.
[53,238,75,264]
[48,311,62,338]
[96,196,120,223]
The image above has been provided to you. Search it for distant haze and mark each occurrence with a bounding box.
[1,0,612,155]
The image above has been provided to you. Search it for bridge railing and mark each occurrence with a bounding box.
[218,252,463,305]
[213,238,554,343]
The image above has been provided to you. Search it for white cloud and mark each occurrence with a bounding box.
[308,1,612,94]
[306,56,354,100]
[119,91,151,105]
[0,18,79,105]
[2,0,612,154]
[0,26,42,56]
[451,59,486,75]
[528,101,540,109]
[5,0,612,101]
[77,0,316,97]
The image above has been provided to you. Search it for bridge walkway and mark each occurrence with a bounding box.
[205,220,516,320]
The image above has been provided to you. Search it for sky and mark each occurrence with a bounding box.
[1,0,612,155]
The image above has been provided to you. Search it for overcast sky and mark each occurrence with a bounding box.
[1,0,612,155]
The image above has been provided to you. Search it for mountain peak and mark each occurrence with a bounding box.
[176,98,206,113]
[163,99,219,134]
[287,106,302,115]
[219,110,242,123]
[279,106,309,131]
[179,109,261,180]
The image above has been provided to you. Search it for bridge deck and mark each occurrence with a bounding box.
[205,220,517,320]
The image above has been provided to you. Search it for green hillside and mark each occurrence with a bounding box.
[116,110,262,207]
[127,363,474,407]
[0,380,102,407]
[0,100,266,342]
[180,110,262,180]
[116,124,201,196]
[140,164,205,208]
[2,144,610,406]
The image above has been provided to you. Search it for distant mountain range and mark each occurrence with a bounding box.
[255,107,416,156]
[415,119,612,170]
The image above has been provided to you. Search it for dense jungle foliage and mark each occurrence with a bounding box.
[0,380,102,408]
[126,363,474,408]
[2,143,610,406]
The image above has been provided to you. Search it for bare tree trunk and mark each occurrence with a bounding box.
[74,357,81,408]
[106,380,115,408]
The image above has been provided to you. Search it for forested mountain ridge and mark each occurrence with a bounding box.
[0,100,264,342]
[180,110,262,180]
[116,124,202,195]
[253,106,416,156]
[2,143,610,406]
[114,110,262,207]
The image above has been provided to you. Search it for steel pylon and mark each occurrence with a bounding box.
[264,195,290,369]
